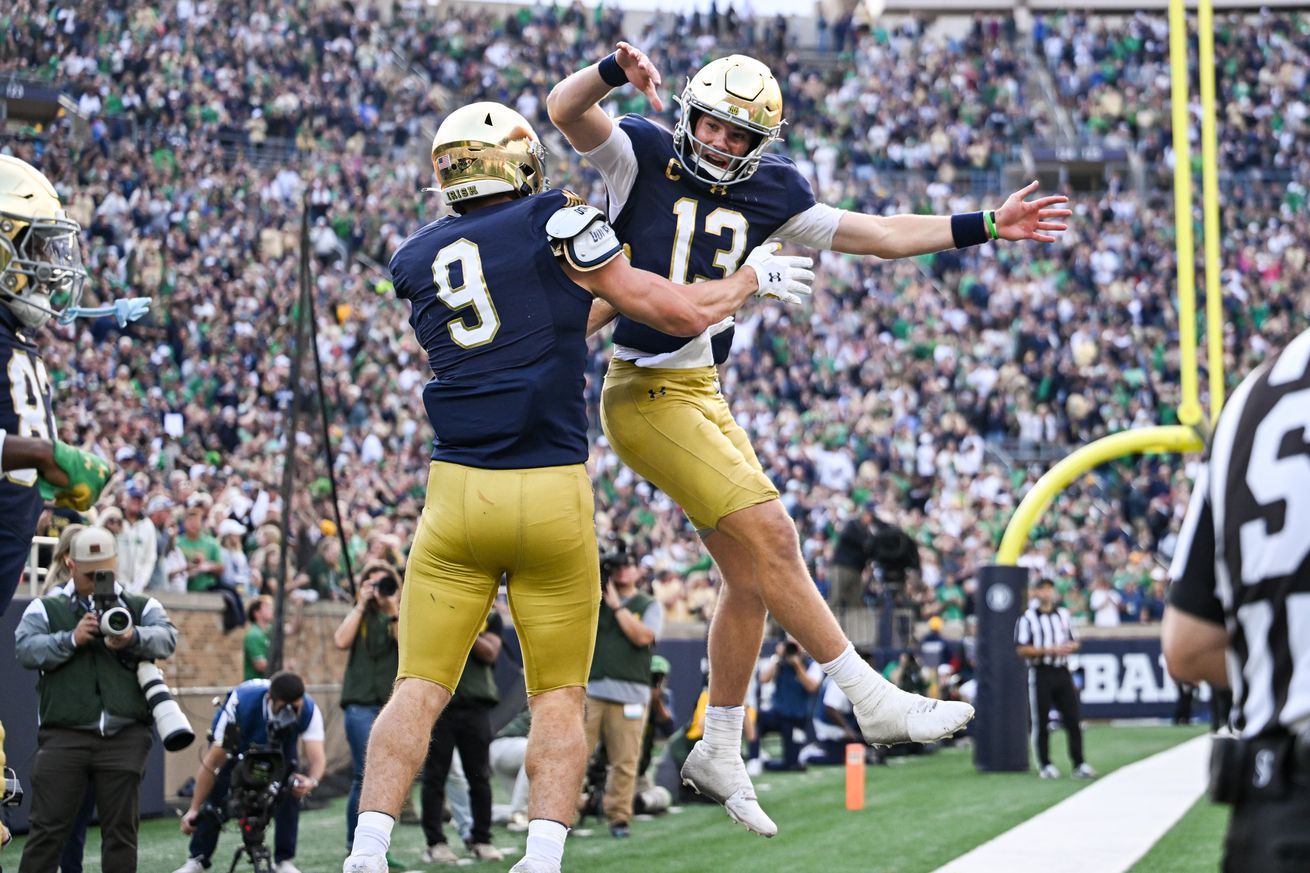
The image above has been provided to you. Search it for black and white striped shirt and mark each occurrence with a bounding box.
[1169,327,1310,739]
[1014,604,1076,668]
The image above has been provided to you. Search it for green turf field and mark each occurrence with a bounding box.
[4,725,1217,873]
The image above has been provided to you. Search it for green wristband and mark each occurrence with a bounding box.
[985,210,999,241]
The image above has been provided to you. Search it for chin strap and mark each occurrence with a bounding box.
[58,296,153,328]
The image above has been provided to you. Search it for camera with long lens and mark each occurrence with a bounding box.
[92,569,133,637]
[138,662,194,751]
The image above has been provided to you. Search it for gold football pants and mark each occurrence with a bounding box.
[600,360,779,534]
[398,461,600,695]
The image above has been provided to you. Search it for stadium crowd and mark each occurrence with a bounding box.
[1,0,1306,633]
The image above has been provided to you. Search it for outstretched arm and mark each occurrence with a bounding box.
[830,181,1071,259]
[547,41,663,153]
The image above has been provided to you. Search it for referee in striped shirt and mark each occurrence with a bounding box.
[1164,326,1310,873]
[1015,578,1096,779]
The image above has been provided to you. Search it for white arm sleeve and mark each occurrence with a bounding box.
[773,203,846,251]
[0,428,7,473]
[580,125,639,221]
[302,705,325,742]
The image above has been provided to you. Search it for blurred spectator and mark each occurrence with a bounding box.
[219,520,252,596]
[749,636,822,772]
[800,675,862,765]
[1089,578,1124,628]
[333,561,401,857]
[585,548,662,839]
[243,595,273,681]
[828,504,875,612]
[146,496,176,591]
[117,485,158,594]
[176,507,222,594]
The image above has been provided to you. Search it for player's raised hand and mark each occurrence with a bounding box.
[615,41,663,112]
[746,242,815,306]
[992,180,1072,244]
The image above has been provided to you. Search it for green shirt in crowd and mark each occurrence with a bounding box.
[243,623,270,681]
[176,532,222,592]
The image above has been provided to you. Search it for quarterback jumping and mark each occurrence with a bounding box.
[548,46,1071,835]
[342,102,812,873]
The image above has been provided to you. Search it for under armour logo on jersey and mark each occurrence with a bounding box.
[709,184,729,196]
[1252,749,1276,789]
[648,387,666,399]
[768,271,781,284]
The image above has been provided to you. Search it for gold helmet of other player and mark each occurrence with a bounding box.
[431,102,548,213]
[0,155,87,329]
[673,54,784,187]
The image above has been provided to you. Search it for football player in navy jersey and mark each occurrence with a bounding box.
[548,48,1072,835]
[0,155,114,619]
[343,102,813,873]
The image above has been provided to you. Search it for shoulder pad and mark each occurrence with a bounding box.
[546,204,606,242]
[547,206,624,272]
[559,189,586,209]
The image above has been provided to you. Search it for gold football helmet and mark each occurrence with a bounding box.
[673,55,784,187]
[0,155,86,329]
[431,102,548,211]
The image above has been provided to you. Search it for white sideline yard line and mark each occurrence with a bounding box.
[931,735,1211,873]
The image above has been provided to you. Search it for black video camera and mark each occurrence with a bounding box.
[600,541,635,584]
[215,705,299,871]
[92,570,134,637]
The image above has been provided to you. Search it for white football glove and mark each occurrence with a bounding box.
[745,242,815,306]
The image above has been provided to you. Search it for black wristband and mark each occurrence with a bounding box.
[598,52,629,88]
[951,211,989,249]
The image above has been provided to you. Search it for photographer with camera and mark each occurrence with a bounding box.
[332,562,401,857]
[13,527,179,873]
[173,673,325,873]
[584,545,663,839]
[749,634,822,772]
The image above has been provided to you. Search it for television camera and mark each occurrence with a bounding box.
[205,704,300,873]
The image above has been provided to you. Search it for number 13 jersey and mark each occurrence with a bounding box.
[584,114,842,366]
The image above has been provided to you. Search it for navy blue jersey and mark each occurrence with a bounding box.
[609,114,817,362]
[0,308,54,614]
[389,190,597,469]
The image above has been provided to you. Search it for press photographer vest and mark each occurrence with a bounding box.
[37,593,151,729]
[589,592,655,685]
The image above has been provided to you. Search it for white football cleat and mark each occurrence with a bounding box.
[680,742,778,838]
[342,853,388,873]
[509,859,561,873]
[1039,764,1060,779]
[854,690,974,746]
[1072,763,1098,779]
[171,861,206,873]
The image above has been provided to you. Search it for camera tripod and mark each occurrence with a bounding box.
[226,841,275,873]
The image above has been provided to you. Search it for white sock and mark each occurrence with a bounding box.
[350,810,395,857]
[523,819,568,867]
[820,643,891,705]
[701,705,745,756]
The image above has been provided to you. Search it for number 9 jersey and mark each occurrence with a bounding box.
[0,307,54,608]
[389,188,618,469]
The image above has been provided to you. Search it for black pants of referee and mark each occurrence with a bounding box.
[1225,790,1310,872]
[19,723,151,873]
[1028,664,1084,769]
